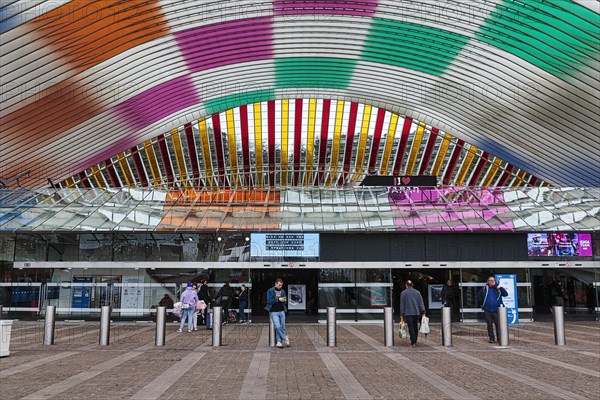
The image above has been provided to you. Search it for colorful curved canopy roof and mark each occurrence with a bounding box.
[1,0,599,189]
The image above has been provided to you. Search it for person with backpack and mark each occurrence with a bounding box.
[213,281,234,325]
[477,276,508,343]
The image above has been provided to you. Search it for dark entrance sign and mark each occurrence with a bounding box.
[360,176,438,187]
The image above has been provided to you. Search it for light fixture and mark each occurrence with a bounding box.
[217,236,222,242]
[245,236,250,242]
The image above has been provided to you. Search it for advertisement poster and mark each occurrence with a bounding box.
[71,277,92,308]
[428,284,444,309]
[121,276,145,316]
[288,285,306,310]
[495,274,519,324]
[370,287,387,306]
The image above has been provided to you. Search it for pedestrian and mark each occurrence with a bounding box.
[477,276,508,343]
[192,282,199,330]
[198,279,211,324]
[236,284,249,323]
[158,293,175,322]
[441,279,454,307]
[265,278,290,348]
[178,282,199,333]
[552,281,565,307]
[399,280,425,347]
[213,281,234,324]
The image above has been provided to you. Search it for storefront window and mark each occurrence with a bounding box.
[79,234,113,261]
[14,234,46,261]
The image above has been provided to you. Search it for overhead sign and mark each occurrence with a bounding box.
[361,176,437,187]
[495,274,519,324]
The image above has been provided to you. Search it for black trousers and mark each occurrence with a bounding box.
[484,310,500,340]
[405,315,420,344]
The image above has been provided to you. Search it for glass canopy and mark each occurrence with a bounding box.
[0,187,598,233]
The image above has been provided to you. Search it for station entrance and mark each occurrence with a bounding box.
[250,269,319,323]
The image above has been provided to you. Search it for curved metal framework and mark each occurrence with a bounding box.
[1,1,599,188]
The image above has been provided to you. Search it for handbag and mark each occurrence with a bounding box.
[182,303,190,309]
[419,315,430,335]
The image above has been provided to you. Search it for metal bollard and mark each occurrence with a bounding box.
[99,306,111,346]
[268,314,276,347]
[384,307,394,347]
[155,306,166,347]
[212,306,222,347]
[327,307,336,347]
[553,306,566,345]
[498,306,509,347]
[43,305,56,345]
[441,306,452,347]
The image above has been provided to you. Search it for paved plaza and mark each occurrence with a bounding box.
[1,320,599,399]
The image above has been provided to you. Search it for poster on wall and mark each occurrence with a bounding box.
[370,287,387,306]
[121,276,145,316]
[428,284,444,309]
[495,274,519,324]
[71,277,92,309]
[288,285,306,310]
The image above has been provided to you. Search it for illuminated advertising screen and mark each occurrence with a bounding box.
[527,233,593,257]
[250,233,319,258]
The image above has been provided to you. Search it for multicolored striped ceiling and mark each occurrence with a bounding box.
[1,0,599,188]
[62,99,543,189]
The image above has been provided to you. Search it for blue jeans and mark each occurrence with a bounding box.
[270,311,287,342]
[180,308,194,331]
[239,300,248,321]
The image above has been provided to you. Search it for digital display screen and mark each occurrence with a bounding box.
[250,233,319,258]
[527,233,593,257]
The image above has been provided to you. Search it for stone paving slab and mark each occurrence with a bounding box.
[0,321,598,400]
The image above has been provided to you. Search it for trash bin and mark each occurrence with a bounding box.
[1,320,14,357]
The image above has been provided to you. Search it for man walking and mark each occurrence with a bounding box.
[477,276,508,343]
[399,280,425,347]
[265,278,290,348]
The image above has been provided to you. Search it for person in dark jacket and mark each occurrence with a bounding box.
[198,279,211,324]
[399,280,425,347]
[477,276,509,343]
[236,284,249,323]
[213,281,234,324]
[265,278,289,348]
[440,279,454,307]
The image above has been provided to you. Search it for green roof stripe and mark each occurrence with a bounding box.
[203,89,275,115]
[274,57,357,89]
[475,0,599,79]
[361,18,470,76]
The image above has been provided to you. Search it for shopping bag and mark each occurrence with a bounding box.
[419,315,430,335]
[173,301,183,318]
[195,300,206,311]
[398,321,408,339]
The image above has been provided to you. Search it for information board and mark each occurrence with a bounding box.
[250,233,319,258]
[495,274,519,324]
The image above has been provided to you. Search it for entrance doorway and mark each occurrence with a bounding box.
[251,269,319,322]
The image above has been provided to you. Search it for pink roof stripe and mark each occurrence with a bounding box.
[115,75,199,132]
[274,0,379,17]
[175,17,274,73]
